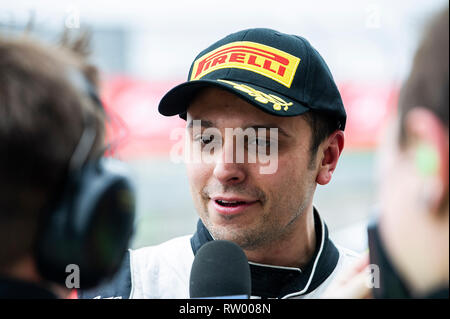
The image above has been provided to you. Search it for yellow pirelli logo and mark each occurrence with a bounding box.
[190,41,301,88]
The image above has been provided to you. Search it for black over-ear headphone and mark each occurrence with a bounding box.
[35,70,136,289]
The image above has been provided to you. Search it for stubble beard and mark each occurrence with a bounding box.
[200,187,313,251]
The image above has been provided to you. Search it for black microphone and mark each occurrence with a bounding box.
[189,240,252,299]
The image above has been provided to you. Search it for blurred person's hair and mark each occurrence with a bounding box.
[398,7,449,143]
[0,30,105,269]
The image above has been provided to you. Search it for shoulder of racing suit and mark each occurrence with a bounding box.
[77,235,193,299]
[78,214,359,299]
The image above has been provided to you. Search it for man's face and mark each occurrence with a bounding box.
[185,87,319,250]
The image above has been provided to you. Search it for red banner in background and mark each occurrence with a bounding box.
[338,81,399,149]
[100,76,185,158]
[100,76,399,159]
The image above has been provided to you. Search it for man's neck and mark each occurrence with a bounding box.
[244,205,317,269]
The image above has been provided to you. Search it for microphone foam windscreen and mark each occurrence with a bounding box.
[189,240,251,298]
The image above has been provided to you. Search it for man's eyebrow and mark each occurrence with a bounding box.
[186,119,214,129]
[245,124,291,137]
[186,120,291,137]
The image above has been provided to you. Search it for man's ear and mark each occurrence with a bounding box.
[316,130,345,185]
[404,107,449,216]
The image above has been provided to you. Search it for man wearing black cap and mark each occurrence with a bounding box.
[79,28,358,299]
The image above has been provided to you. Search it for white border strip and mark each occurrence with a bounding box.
[248,261,302,273]
[128,248,135,299]
[280,214,326,299]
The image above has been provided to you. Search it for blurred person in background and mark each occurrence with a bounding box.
[0,31,135,298]
[323,6,449,299]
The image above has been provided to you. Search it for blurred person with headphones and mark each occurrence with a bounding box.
[323,7,449,299]
[0,32,136,298]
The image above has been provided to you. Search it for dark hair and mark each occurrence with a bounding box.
[0,31,105,269]
[303,111,341,168]
[398,7,449,146]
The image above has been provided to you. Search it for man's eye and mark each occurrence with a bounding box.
[248,138,271,147]
[194,134,215,145]
[202,135,214,144]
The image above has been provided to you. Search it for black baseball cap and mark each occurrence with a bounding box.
[158,28,346,130]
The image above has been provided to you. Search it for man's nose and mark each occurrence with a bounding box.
[212,138,246,185]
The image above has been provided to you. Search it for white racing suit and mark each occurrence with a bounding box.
[78,208,359,299]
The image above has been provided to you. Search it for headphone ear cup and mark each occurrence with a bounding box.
[36,158,136,289]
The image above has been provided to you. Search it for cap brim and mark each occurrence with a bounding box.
[158,79,310,119]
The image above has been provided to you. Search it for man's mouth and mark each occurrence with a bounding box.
[215,199,249,207]
[211,197,259,216]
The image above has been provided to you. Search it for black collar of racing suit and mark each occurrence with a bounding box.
[190,207,340,298]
